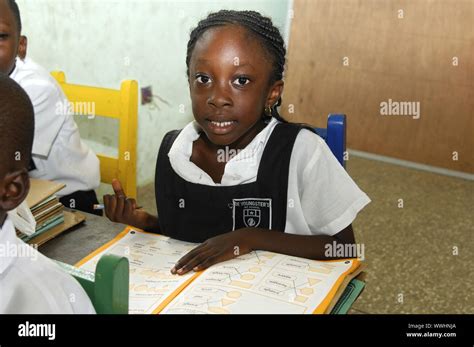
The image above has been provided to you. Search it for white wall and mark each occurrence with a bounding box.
[17,0,292,187]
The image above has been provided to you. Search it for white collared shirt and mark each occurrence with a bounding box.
[168,118,371,236]
[0,216,95,314]
[9,57,100,196]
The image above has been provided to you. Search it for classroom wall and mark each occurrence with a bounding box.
[17,0,292,187]
[281,0,474,174]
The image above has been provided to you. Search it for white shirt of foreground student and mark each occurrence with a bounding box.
[168,118,371,236]
[9,57,100,196]
[0,216,95,314]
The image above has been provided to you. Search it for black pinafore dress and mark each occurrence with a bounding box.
[155,123,302,243]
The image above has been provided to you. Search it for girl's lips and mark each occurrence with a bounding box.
[206,119,237,135]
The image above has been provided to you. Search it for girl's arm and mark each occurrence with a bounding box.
[171,225,356,275]
[249,224,355,259]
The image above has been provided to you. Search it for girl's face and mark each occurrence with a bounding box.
[188,24,283,148]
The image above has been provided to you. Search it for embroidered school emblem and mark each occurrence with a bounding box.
[232,198,272,230]
[243,208,260,227]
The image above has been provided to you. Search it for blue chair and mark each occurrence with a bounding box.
[314,114,346,168]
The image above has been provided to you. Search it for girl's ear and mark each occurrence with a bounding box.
[0,169,30,212]
[18,35,27,60]
[266,80,284,107]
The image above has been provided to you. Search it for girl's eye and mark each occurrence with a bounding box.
[0,33,9,40]
[233,76,250,86]
[196,75,211,84]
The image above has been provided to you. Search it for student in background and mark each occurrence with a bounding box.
[0,75,95,313]
[104,10,370,275]
[0,0,101,215]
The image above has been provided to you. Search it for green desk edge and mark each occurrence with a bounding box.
[56,254,129,314]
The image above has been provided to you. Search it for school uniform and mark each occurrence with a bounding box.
[0,217,95,313]
[9,57,101,215]
[155,118,371,243]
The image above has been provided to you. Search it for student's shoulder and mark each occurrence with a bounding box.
[285,124,337,177]
[16,245,81,292]
[12,59,63,100]
[162,121,197,147]
[292,126,327,157]
[13,58,52,83]
[15,249,94,313]
[164,128,182,139]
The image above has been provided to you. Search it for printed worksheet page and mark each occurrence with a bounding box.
[162,250,359,314]
[78,228,359,314]
[77,228,199,314]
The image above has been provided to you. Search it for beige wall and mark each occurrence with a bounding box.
[282,0,473,173]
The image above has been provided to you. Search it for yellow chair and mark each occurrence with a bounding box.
[51,71,138,199]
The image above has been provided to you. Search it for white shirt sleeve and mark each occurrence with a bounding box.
[295,130,371,236]
[0,217,96,314]
[39,256,97,314]
[2,255,96,314]
[20,79,66,157]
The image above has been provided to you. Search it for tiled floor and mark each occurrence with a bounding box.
[343,157,473,314]
[129,156,473,314]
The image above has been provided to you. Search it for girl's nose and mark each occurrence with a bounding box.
[207,82,232,108]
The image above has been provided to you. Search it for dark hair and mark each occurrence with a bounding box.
[6,0,22,33]
[186,10,288,123]
[0,74,34,171]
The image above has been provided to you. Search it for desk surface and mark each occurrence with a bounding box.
[39,210,126,265]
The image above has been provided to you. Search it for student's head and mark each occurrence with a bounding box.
[0,74,34,225]
[186,10,287,146]
[0,0,21,75]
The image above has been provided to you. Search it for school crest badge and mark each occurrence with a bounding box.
[243,208,260,227]
[232,198,272,230]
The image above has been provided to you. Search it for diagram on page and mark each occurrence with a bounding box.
[161,251,355,314]
[78,229,198,314]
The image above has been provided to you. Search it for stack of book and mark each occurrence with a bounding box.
[16,179,85,246]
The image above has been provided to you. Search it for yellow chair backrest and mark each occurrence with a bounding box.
[51,71,138,199]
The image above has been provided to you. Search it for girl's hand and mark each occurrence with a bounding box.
[103,179,152,230]
[171,228,256,275]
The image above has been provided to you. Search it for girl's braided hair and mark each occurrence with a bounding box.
[186,10,288,123]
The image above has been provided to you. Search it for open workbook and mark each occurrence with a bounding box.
[76,227,364,314]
